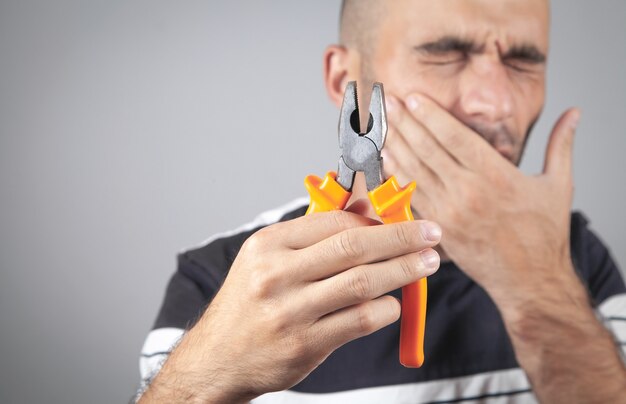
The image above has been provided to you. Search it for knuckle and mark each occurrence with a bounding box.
[240,236,257,255]
[398,254,419,279]
[356,304,377,334]
[269,306,291,331]
[250,268,278,298]
[387,298,402,321]
[335,230,362,260]
[347,270,373,300]
[243,229,270,252]
[279,330,306,365]
[395,222,418,247]
[328,210,355,230]
[287,340,306,363]
[250,277,271,299]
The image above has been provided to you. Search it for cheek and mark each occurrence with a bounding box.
[409,70,460,109]
[373,55,460,108]
[512,74,545,136]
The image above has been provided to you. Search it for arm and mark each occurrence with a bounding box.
[139,210,442,403]
[499,216,626,403]
[383,93,626,402]
[496,261,626,403]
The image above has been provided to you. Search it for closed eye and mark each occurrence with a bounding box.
[502,45,546,72]
[415,36,482,66]
[421,51,467,65]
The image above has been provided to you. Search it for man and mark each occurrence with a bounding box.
[136,1,626,402]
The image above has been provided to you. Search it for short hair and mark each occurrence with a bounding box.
[339,0,385,55]
[339,0,387,97]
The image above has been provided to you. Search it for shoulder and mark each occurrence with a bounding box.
[179,197,309,287]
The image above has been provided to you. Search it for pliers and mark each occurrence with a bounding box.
[304,81,428,368]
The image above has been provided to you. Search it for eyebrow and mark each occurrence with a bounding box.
[414,36,483,55]
[414,35,546,64]
[501,44,546,63]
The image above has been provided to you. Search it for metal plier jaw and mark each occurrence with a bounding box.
[304,81,428,368]
[337,81,387,192]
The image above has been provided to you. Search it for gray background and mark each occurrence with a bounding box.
[0,1,624,403]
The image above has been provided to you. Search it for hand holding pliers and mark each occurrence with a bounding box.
[304,81,428,368]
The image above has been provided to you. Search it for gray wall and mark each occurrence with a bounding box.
[0,1,624,403]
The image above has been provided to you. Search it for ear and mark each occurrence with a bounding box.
[323,44,360,108]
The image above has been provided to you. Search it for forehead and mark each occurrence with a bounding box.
[382,0,550,50]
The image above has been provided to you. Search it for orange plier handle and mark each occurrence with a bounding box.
[304,171,427,368]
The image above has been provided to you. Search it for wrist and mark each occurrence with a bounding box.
[488,257,589,322]
[491,266,626,402]
[498,276,597,345]
[140,324,256,404]
[487,257,607,353]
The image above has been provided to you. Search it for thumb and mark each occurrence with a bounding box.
[543,108,581,178]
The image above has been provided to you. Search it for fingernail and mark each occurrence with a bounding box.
[406,95,420,111]
[386,95,398,113]
[420,249,440,270]
[422,221,442,242]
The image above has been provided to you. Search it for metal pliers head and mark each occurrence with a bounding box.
[336,81,388,192]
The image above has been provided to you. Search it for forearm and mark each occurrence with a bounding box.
[138,318,255,404]
[496,269,626,403]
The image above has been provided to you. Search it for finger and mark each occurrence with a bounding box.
[384,123,445,191]
[382,142,440,217]
[404,94,498,171]
[274,210,379,250]
[543,108,580,179]
[304,249,439,316]
[296,219,442,281]
[385,95,461,182]
[410,188,438,220]
[312,295,401,351]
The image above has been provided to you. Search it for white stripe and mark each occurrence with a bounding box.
[598,293,626,342]
[139,327,184,380]
[607,321,626,342]
[598,293,626,319]
[253,368,536,404]
[182,196,309,252]
[597,293,626,361]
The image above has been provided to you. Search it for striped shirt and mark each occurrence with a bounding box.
[137,198,626,403]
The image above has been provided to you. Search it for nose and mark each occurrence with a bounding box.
[456,55,514,124]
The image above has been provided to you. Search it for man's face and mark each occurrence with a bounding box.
[368,0,549,165]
